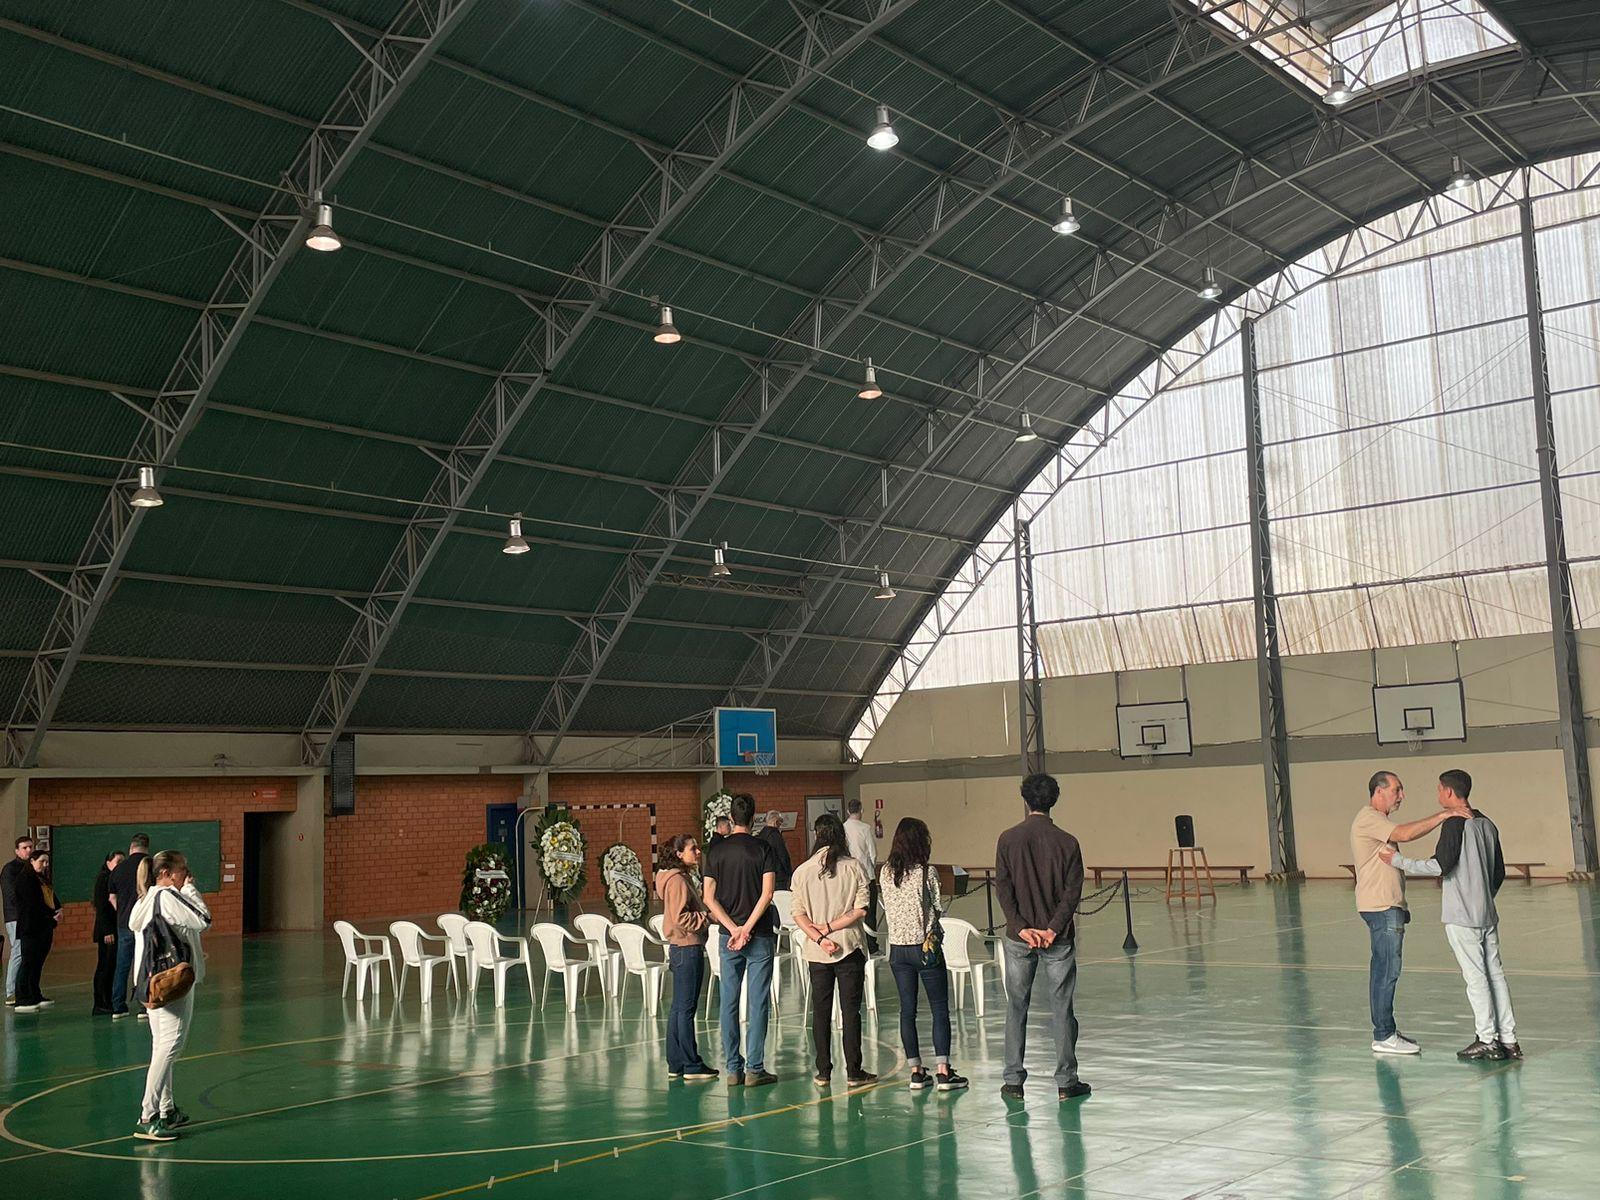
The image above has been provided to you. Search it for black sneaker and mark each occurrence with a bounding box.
[1059,1080,1092,1101]
[683,1067,719,1081]
[745,1070,778,1088]
[936,1069,969,1092]
[813,1073,832,1089]
[667,1070,684,1080]
[1001,1083,1025,1101]
[846,1071,878,1087]
[111,1011,128,1021]
[133,1119,178,1142]
[161,1109,190,1128]
[908,1069,933,1091]
[725,1072,744,1088]
[1498,1040,1524,1060]
[1457,1039,1506,1061]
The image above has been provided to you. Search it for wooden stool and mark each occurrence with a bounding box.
[1166,847,1217,904]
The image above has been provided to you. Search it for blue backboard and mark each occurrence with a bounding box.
[713,706,777,768]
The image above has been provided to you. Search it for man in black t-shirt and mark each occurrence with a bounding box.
[703,794,780,1087]
[108,833,150,1018]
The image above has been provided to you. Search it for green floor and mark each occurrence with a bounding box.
[3,882,1598,1199]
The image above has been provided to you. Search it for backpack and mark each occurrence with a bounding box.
[138,890,200,1009]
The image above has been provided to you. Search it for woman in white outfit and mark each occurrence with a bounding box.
[128,850,211,1142]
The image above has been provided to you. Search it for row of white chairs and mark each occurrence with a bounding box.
[334,902,1004,1016]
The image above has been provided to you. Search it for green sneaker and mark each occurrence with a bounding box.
[134,1119,178,1142]
[161,1109,190,1128]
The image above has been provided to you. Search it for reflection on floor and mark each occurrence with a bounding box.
[3,882,1598,1199]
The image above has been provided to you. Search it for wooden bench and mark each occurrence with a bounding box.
[1089,864,1253,886]
[1339,862,1543,882]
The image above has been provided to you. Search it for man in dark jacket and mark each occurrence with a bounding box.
[11,849,54,1013]
[995,772,1087,1104]
[3,834,35,1005]
[92,850,124,1015]
[109,833,150,1018]
[757,812,793,890]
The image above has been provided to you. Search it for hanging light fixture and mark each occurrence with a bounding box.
[857,358,883,400]
[1014,410,1040,444]
[129,465,163,508]
[502,513,530,555]
[867,105,898,151]
[873,567,896,601]
[711,541,732,578]
[305,194,341,252]
[1323,64,1353,107]
[653,304,681,345]
[1052,197,1080,236]
[1197,266,1222,301]
[1447,155,1474,192]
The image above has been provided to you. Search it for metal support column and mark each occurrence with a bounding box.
[1519,196,1597,878]
[1242,318,1300,880]
[1014,513,1046,777]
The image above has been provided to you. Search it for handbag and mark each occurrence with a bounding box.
[139,890,197,1010]
[917,866,944,969]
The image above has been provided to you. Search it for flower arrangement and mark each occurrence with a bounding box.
[533,806,587,904]
[601,843,647,922]
[460,843,513,922]
[702,788,734,843]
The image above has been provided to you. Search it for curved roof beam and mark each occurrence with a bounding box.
[298,0,924,766]
[716,66,1566,719]
[0,0,479,769]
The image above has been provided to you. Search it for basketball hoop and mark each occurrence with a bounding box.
[742,750,775,776]
[1404,728,1425,754]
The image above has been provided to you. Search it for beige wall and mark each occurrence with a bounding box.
[862,632,1589,877]
[259,776,325,931]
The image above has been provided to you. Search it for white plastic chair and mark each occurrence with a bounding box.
[464,921,535,1009]
[704,928,724,1018]
[529,923,601,1012]
[389,921,453,1003]
[647,914,667,941]
[436,913,473,992]
[609,924,667,1016]
[334,920,396,1000]
[573,913,623,998]
[942,917,995,1017]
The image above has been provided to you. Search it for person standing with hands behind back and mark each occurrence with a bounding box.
[996,772,1087,1104]
[702,793,780,1088]
[92,850,124,1015]
[109,833,151,1020]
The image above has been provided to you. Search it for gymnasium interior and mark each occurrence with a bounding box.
[3,1,1600,1196]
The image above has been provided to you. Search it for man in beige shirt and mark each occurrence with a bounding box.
[1352,770,1465,1055]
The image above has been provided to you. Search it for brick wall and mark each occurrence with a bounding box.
[323,775,523,924]
[25,776,298,941]
[548,773,701,903]
[723,771,847,867]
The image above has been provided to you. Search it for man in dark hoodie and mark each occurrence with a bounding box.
[1381,769,1521,1061]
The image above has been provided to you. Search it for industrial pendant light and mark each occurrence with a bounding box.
[1052,197,1080,235]
[858,358,883,400]
[867,105,898,151]
[1447,155,1474,192]
[1014,410,1040,444]
[874,568,896,601]
[1197,266,1222,301]
[502,513,530,555]
[653,304,681,345]
[305,195,341,252]
[129,465,163,508]
[1323,64,1353,107]
[711,542,732,578]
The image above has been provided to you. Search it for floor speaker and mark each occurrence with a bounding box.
[1175,814,1195,848]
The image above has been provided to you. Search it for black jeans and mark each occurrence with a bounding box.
[93,938,118,1011]
[888,944,952,1066]
[15,930,51,1006]
[808,950,866,1078]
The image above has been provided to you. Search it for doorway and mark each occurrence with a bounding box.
[486,802,520,893]
[242,812,264,934]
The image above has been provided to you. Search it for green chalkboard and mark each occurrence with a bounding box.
[50,821,222,904]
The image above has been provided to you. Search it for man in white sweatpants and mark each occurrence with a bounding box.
[1381,768,1520,1061]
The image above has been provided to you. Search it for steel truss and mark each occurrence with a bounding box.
[302,0,920,766]
[1014,516,1046,778]
[2,0,477,768]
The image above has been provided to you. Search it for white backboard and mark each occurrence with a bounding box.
[1373,680,1466,744]
[1116,701,1192,758]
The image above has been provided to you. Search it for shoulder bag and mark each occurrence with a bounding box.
[139,890,199,1009]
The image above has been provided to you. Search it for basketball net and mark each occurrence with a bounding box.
[1405,729,1424,754]
[742,750,775,776]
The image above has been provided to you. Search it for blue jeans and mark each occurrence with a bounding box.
[1001,936,1079,1088]
[888,944,951,1067]
[112,927,136,1014]
[1361,907,1409,1040]
[666,944,710,1074]
[4,920,20,998]
[719,933,775,1075]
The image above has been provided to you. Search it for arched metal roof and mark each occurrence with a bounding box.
[2,0,1599,765]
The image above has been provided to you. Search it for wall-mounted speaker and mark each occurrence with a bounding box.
[330,734,356,815]
[1175,814,1195,848]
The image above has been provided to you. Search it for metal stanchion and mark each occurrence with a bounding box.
[1121,869,1139,952]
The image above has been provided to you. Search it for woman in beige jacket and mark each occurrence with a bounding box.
[653,834,717,1081]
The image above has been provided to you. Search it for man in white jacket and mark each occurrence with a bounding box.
[128,849,211,1142]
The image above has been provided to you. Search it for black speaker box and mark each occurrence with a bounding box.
[1175,814,1195,848]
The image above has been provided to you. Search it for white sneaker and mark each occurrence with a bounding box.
[137,1011,149,1022]
[1372,1034,1421,1055]
[14,1003,41,1013]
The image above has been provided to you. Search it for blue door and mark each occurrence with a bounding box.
[486,803,520,908]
